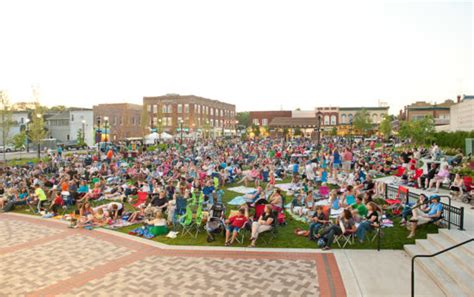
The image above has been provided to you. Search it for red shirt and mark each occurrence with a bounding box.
[229,215,247,228]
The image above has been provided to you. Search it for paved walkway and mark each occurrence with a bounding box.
[0,213,345,297]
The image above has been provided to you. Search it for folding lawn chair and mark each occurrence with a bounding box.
[132,191,148,208]
[179,205,195,237]
[334,231,355,248]
[234,220,251,244]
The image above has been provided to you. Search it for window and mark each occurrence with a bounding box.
[372,114,378,123]
[71,114,74,122]
[210,108,214,116]
[198,105,201,114]
[262,118,268,126]
[177,104,182,113]
[148,104,152,112]
[131,116,136,125]
[162,105,167,113]
[348,114,353,123]
[324,115,330,125]
[184,104,189,113]
[330,115,337,125]
[119,116,123,126]
[153,105,158,113]
[253,119,259,125]
[341,114,346,124]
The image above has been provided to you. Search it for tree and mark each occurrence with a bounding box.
[379,114,393,139]
[398,116,435,145]
[353,109,372,136]
[236,112,250,128]
[10,131,27,150]
[49,105,66,113]
[0,91,14,165]
[77,128,85,145]
[29,104,47,158]
[330,126,338,136]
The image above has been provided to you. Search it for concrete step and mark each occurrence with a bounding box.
[416,239,474,295]
[427,233,474,275]
[438,229,474,257]
[405,244,468,297]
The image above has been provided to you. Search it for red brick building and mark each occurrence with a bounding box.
[143,94,236,135]
[249,111,292,126]
[93,103,143,141]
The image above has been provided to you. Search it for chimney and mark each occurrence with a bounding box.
[457,95,461,103]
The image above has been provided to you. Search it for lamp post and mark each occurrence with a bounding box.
[25,118,30,153]
[36,114,42,159]
[235,120,239,137]
[96,116,101,160]
[179,119,184,143]
[316,111,322,151]
[104,116,109,143]
[157,118,162,142]
[349,119,353,144]
[81,120,86,145]
[221,120,225,138]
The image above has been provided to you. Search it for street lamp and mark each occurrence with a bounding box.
[179,119,184,143]
[104,116,109,143]
[36,114,42,159]
[157,118,162,142]
[206,119,210,139]
[96,116,101,160]
[25,119,30,153]
[316,111,323,150]
[349,119,353,144]
[150,116,154,133]
[81,120,86,145]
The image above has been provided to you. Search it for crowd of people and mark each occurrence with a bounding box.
[0,136,471,249]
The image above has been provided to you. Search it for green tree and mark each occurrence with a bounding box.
[10,131,27,150]
[0,91,14,165]
[77,128,85,145]
[379,114,393,139]
[353,109,372,136]
[236,112,250,128]
[399,116,435,145]
[251,124,260,137]
[29,104,47,158]
[49,105,67,112]
[330,126,338,136]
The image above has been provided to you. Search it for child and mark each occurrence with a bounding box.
[225,208,248,246]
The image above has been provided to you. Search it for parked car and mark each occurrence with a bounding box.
[0,145,25,153]
[62,141,88,151]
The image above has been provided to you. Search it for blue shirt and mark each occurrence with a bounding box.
[428,203,443,216]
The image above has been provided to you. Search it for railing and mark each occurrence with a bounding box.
[384,185,464,230]
[411,239,473,297]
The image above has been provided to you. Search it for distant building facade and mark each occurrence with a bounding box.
[0,111,29,145]
[404,99,454,126]
[93,103,143,141]
[437,95,474,132]
[249,110,292,126]
[46,108,94,145]
[143,94,236,136]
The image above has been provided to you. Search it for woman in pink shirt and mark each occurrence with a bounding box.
[428,165,450,193]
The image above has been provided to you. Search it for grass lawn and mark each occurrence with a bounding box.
[12,178,439,250]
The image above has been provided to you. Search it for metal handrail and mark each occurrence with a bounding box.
[411,238,474,297]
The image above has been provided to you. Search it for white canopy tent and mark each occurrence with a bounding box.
[144,132,173,144]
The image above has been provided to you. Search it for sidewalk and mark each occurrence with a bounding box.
[333,249,446,297]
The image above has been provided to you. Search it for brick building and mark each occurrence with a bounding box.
[93,103,143,141]
[143,94,236,136]
[404,99,454,125]
[249,110,292,126]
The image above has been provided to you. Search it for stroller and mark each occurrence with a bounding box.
[206,202,226,242]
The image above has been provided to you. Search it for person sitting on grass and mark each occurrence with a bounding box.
[290,190,306,217]
[407,195,443,239]
[355,202,381,243]
[248,204,275,248]
[34,184,48,213]
[224,207,249,246]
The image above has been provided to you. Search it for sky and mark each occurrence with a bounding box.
[0,0,472,114]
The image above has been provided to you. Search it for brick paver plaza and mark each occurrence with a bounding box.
[0,214,345,296]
